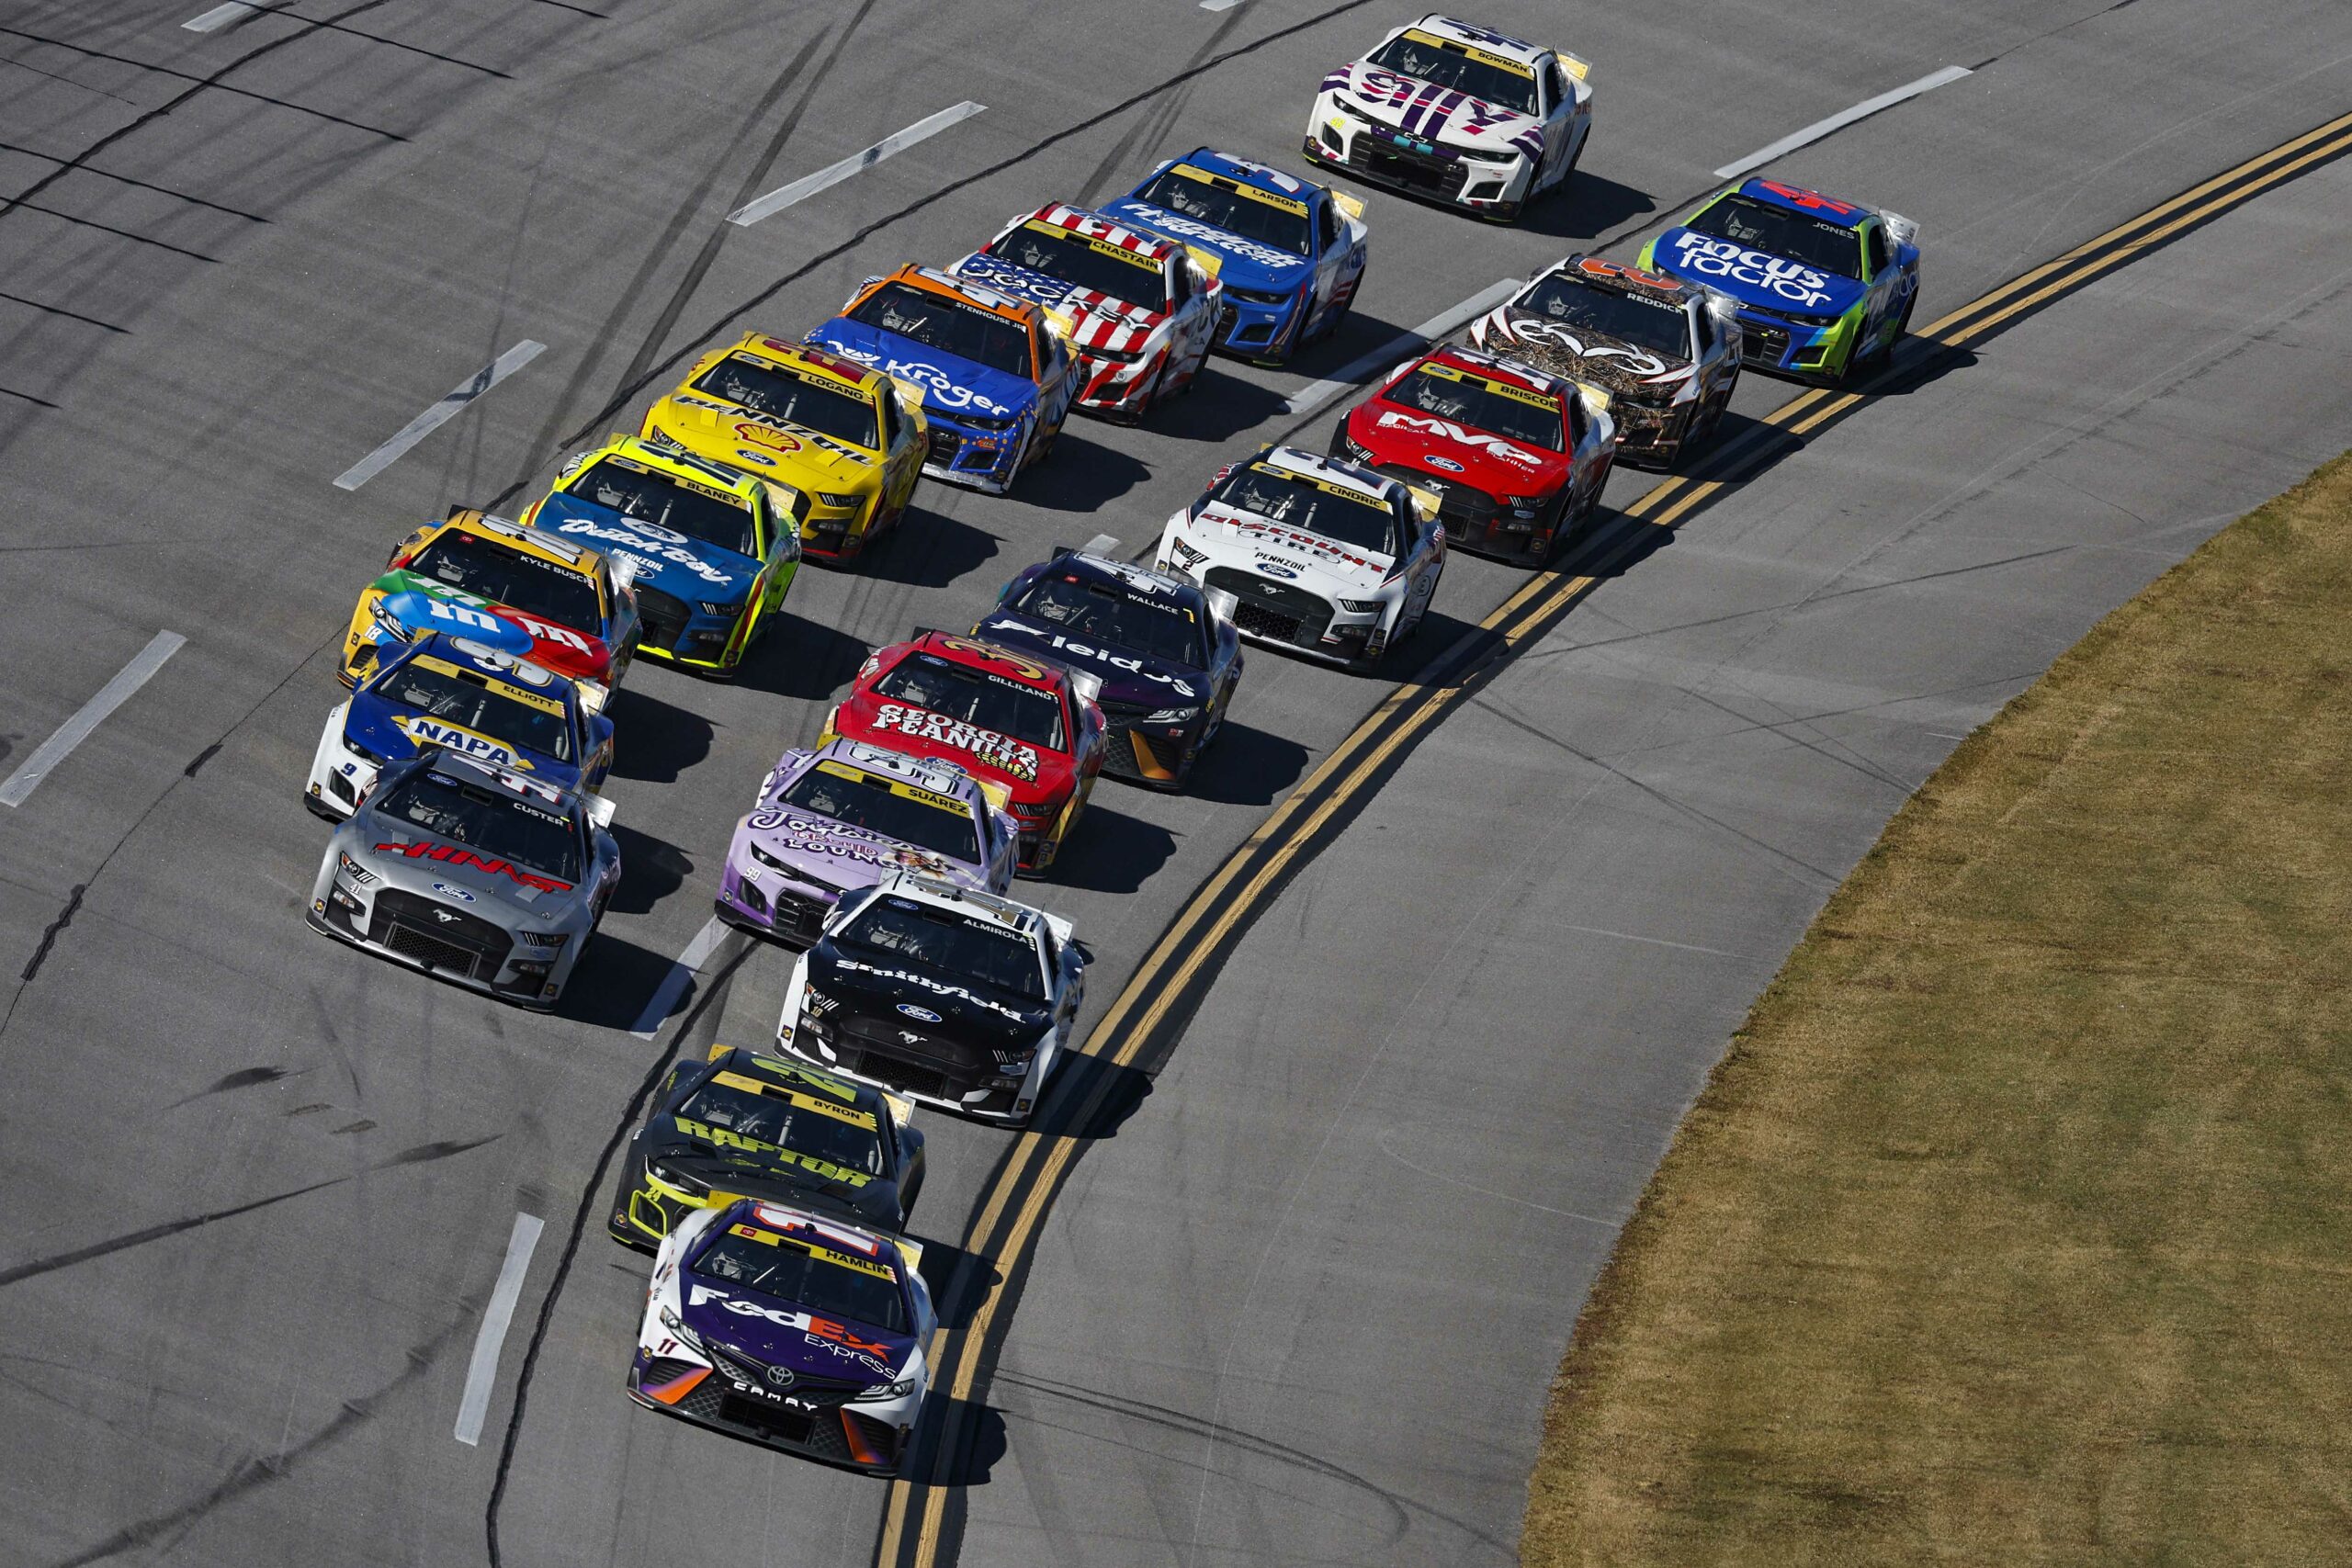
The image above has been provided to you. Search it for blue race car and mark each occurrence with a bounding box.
[1105,148,1370,367]
[303,631,614,820]
[1637,176,1919,386]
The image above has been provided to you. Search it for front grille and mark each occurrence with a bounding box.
[1347,136,1468,199]
[370,888,512,978]
[719,1393,817,1445]
[1204,567,1332,649]
[1233,602,1300,641]
[634,584,689,654]
[383,922,481,975]
[1740,322,1790,365]
[832,1047,955,1102]
[1100,727,1138,776]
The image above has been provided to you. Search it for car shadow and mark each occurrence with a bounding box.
[1167,718,1309,807]
[1040,802,1178,894]
[1144,362,1290,443]
[906,1234,998,1333]
[560,926,689,1031]
[1037,1047,1154,1144]
[1862,333,1978,399]
[1280,306,1412,379]
[604,685,716,784]
[908,1394,1009,1488]
[1523,169,1658,242]
[732,614,873,703]
[856,506,1003,590]
[605,822,694,917]
[1015,429,1155,513]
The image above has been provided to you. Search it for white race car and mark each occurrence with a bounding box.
[1156,445,1444,672]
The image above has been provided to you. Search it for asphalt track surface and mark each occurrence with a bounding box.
[1,4,2348,1566]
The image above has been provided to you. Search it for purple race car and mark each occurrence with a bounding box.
[715,739,1019,944]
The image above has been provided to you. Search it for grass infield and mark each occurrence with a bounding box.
[1521,453,2352,1566]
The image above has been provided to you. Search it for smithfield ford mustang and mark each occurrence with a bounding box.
[1305,14,1591,223]
[1104,148,1368,366]
[1638,176,1919,385]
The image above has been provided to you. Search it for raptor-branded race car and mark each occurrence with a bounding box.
[716,739,1018,946]
[820,632,1106,874]
[1333,344,1613,565]
[950,202,1219,421]
[639,333,928,564]
[1105,149,1368,366]
[629,1197,932,1474]
[306,751,619,1009]
[1157,445,1444,672]
[338,510,638,690]
[304,631,613,821]
[807,265,1076,495]
[1471,254,1742,468]
[611,1043,924,1247]
[775,872,1086,1127]
[974,547,1243,791]
[1639,176,1920,385]
[1306,14,1590,223]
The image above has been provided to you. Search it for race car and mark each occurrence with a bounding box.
[628,1197,932,1475]
[304,631,613,821]
[610,1043,925,1248]
[639,333,928,565]
[1305,15,1591,223]
[1105,149,1368,366]
[1637,176,1920,385]
[716,738,1019,946]
[1156,446,1444,672]
[339,510,639,690]
[819,632,1107,875]
[806,265,1076,495]
[1470,254,1742,469]
[949,203,1219,422]
[305,750,620,1010]
[775,872,1086,1128]
[973,547,1243,791]
[1332,344,1614,566]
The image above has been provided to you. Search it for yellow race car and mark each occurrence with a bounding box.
[639,333,928,565]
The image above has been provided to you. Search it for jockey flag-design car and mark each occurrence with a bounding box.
[974,547,1244,791]
[611,1043,925,1247]
[1157,446,1444,672]
[1333,344,1614,565]
[716,739,1018,946]
[639,333,929,565]
[950,203,1220,421]
[775,872,1087,1127]
[339,510,638,690]
[1638,176,1920,385]
[306,751,619,1009]
[1105,149,1368,366]
[522,433,798,675]
[1306,14,1591,223]
[305,631,613,820]
[1471,254,1743,469]
[629,1198,933,1474]
[807,265,1076,495]
[820,633,1107,875]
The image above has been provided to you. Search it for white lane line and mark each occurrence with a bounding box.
[453,1212,544,1446]
[630,915,728,1039]
[1200,0,1245,10]
[183,2,261,31]
[1,631,187,807]
[1712,65,1973,181]
[332,339,547,491]
[1080,533,1120,556]
[729,102,987,227]
[1283,277,1524,418]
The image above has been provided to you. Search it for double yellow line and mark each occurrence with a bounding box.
[875,104,2352,1566]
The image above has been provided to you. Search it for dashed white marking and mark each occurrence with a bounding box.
[1081,534,1120,556]
[453,1212,544,1446]
[1,631,187,807]
[1200,0,1244,10]
[729,102,988,226]
[182,2,261,32]
[1712,65,1973,181]
[630,915,728,1039]
[1283,277,1524,417]
[333,339,546,491]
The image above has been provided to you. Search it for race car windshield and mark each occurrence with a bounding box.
[849,283,1032,378]
[692,1231,906,1335]
[1684,194,1863,278]
[1011,573,1207,668]
[1366,35,1538,116]
[874,652,1067,750]
[1205,465,1402,558]
[408,533,603,632]
[1128,169,1312,256]
[1516,276,1695,359]
[1385,366,1565,452]
[690,355,880,448]
[984,226,1169,308]
[777,767,980,864]
[371,772,582,884]
[673,1080,886,1176]
[377,661,571,761]
[567,458,757,559]
[838,895,1046,1000]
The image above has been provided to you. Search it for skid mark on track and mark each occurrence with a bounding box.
[165,1063,303,1109]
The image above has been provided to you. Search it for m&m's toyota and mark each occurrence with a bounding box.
[820,633,1106,874]
[1334,344,1614,565]
[1470,254,1742,469]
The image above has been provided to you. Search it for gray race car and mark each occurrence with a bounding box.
[305,750,621,1009]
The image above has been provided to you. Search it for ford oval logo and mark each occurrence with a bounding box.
[896,1003,942,1022]
[1256,563,1299,580]
[1424,456,1465,472]
[432,882,476,903]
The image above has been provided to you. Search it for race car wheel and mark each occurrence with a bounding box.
[1311,268,1362,346]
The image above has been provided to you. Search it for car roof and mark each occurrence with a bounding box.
[698,1044,892,1119]
[394,632,573,700]
[1734,177,1875,229]
[725,1197,911,1272]
[1255,443,1400,504]
[1413,344,1570,402]
[875,263,1046,327]
[716,332,897,397]
[1042,547,1204,605]
[573,432,765,505]
[430,509,604,577]
[408,747,579,813]
[1163,148,1325,207]
[1545,254,1695,304]
[894,630,1069,694]
[810,737,988,805]
[870,869,1048,939]
[1023,202,1179,265]
[1391,14,1547,66]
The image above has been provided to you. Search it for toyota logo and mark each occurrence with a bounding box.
[765,1363,796,1389]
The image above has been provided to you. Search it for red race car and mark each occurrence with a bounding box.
[1331,344,1616,566]
[820,631,1106,874]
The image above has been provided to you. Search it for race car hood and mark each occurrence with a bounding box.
[1651,227,1868,317]
[1180,502,1394,595]
[640,392,879,489]
[1347,400,1575,496]
[353,823,580,913]
[1477,310,1699,402]
[680,1280,917,1384]
[737,804,989,895]
[1101,199,1315,297]
[831,691,1079,808]
[949,254,1173,354]
[805,318,1035,423]
[361,569,612,684]
[343,689,581,790]
[808,941,1054,1052]
[531,492,762,606]
[1324,61,1545,160]
[969,610,1211,710]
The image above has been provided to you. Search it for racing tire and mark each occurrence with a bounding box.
[1311,268,1362,346]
